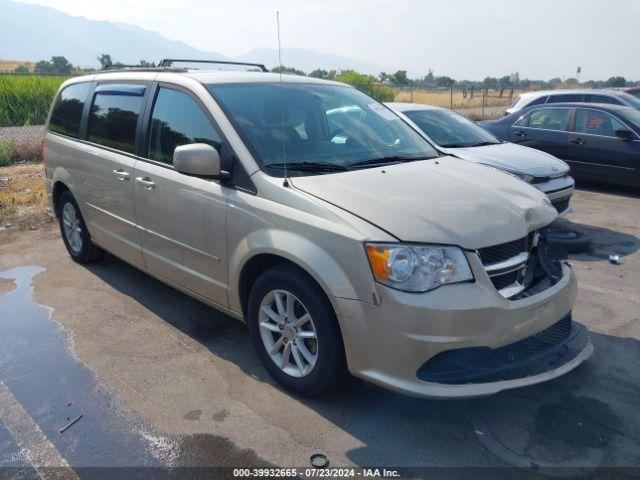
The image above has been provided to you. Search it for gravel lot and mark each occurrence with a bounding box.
[0,125,44,148]
[0,183,638,478]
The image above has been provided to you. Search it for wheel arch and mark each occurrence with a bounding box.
[52,180,70,217]
[230,230,363,320]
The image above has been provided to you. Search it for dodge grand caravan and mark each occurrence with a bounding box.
[44,62,593,398]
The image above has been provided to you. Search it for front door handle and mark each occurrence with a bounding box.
[135,176,156,190]
[113,169,130,180]
[513,130,526,138]
[569,138,585,145]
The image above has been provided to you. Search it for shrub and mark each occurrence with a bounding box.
[0,140,17,166]
[337,71,396,102]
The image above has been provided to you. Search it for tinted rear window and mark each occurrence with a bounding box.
[49,83,91,138]
[547,94,583,103]
[88,85,145,154]
[584,94,616,104]
[526,96,548,107]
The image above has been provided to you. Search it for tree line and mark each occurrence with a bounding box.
[9,55,636,96]
[10,55,156,75]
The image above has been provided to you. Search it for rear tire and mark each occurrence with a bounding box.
[247,264,348,396]
[57,190,103,263]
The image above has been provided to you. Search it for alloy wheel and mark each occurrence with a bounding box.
[62,202,83,254]
[258,289,318,377]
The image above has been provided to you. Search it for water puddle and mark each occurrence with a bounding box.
[0,266,270,475]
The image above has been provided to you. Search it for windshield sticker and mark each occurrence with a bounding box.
[368,103,399,121]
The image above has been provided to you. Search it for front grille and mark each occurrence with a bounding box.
[552,198,570,214]
[478,237,527,265]
[478,230,563,299]
[530,172,570,184]
[494,315,572,364]
[478,234,533,295]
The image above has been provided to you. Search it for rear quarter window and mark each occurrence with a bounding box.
[547,94,583,103]
[87,85,145,154]
[524,96,548,108]
[49,83,91,138]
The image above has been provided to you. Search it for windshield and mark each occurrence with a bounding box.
[619,92,640,109]
[620,109,640,130]
[207,83,438,175]
[403,109,500,148]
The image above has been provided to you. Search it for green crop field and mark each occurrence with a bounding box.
[0,75,68,127]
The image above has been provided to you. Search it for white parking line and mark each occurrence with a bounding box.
[0,380,80,480]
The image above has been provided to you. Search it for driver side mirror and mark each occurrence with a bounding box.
[173,143,222,177]
[614,129,635,141]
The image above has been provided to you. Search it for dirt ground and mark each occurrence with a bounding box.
[0,162,49,230]
[0,183,639,477]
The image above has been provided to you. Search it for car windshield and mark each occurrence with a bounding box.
[620,109,640,130]
[618,92,640,109]
[207,83,438,175]
[403,108,501,148]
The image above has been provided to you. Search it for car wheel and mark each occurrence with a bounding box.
[547,228,591,254]
[247,264,348,396]
[57,191,103,263]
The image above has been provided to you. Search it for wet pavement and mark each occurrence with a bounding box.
[0,266,274,479]
[0,185,639,479]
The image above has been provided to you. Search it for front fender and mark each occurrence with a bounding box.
[228,228,368,315]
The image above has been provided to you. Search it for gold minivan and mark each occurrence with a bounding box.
[44,61,592,398]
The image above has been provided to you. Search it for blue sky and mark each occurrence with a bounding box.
[16,0,640,80]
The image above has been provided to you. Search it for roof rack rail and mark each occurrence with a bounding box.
[103,64,152,70]
[158,59,268,72]
[94,66,188,74]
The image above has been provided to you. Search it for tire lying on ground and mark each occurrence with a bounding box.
[546,228,592,254]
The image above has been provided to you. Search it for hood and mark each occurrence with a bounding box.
[290,156,557,250]
[444,142,570,177]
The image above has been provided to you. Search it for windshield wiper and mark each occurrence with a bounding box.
[439,142,468,148]
[263,161,349,172]
[467,141,500,147]
[349,156,431,168]
[440,141,499,148]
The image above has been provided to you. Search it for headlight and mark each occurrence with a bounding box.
[483,164,534,183]
[365,243,473,292]
[501,168,534,183]
[508,170,535,183]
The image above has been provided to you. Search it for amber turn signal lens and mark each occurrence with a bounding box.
[366,245,390,280]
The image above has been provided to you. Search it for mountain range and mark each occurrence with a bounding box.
[0,0,388,74]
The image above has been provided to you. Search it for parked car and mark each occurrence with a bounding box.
[387,103,574,215]
[43,62,592,399]
[505,89,640,116]
[624,86,640,99]
[480,103,640,187]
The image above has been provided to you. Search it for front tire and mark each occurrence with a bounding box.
[57,190,103,263]
[247,264,348,396]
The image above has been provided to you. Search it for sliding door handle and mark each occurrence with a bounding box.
[135,176,156,190]
[112,169,130,180]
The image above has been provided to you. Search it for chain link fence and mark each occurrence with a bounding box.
[393,86,515,120]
